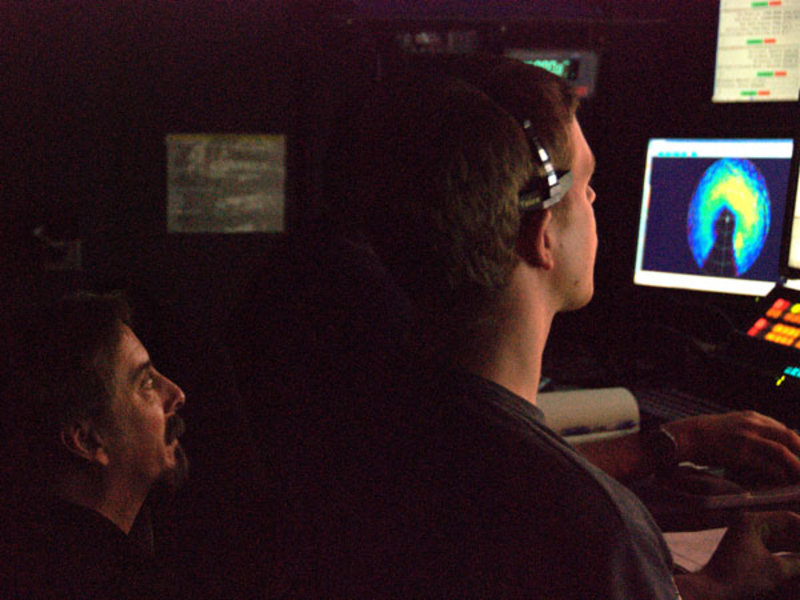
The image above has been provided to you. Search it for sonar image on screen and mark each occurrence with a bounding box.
[686,158,771,278]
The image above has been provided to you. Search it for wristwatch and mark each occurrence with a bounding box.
[642,425,679,475]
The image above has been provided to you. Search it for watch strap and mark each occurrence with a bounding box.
[643,425,679,475]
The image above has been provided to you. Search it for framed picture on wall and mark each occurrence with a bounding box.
[166,133,286,233]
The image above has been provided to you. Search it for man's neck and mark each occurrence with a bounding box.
[56,473,147,534]
[453,266,555,405]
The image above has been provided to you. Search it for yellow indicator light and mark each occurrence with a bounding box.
[765,332,795,346]
[774,323,800,337]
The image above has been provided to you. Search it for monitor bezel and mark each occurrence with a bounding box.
[779,129,800,279]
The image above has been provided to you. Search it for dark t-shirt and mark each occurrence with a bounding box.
[339,367,680,599]
[0,497,187,599]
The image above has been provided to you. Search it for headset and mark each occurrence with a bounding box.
[518,119,573,212]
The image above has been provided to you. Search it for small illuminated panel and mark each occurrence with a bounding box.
[394,29,479,54]
[504,49,598,98]
[747,297,800,347]
[782,365,800,379]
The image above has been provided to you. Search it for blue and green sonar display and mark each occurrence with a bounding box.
[686,158,771,277]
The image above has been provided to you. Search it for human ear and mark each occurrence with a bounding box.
[59,420,110,467]
[516,209,555,270]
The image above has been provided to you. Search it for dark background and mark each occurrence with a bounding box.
[3,0,799,381]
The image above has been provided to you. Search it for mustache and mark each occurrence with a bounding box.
[166,414,186,444]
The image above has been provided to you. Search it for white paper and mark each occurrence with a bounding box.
[663,528,727,573]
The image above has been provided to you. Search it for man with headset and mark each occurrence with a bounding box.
[330,55,800,598]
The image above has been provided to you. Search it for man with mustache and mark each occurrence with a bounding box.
[1,291,189,599]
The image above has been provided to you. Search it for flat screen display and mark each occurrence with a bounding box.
[634,138,794,296]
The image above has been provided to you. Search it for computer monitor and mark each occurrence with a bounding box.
[634,138,794,297]
[713,0,800,103]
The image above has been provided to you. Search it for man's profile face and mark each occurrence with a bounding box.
[550,118,598,312]
[101,324,188,492]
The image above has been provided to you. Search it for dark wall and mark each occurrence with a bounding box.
[4,1,293,334]
[3,1,794,342]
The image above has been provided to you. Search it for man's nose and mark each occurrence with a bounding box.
[163,375,186,413]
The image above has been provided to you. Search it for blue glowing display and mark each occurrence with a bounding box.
[686,158,771,277]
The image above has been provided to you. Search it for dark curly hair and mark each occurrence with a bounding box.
[3,290,132,482]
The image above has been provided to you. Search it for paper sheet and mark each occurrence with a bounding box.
[663,528,727,573]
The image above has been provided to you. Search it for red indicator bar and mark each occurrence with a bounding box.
[775,71,788,76]
[770,1,782,5]
[767,298,790,319]
[748,318,769,337]
[773,298,791,311]
[758,90,772,96]
[765,38,777,44]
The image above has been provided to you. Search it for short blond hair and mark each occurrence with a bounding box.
[337,57,578,341]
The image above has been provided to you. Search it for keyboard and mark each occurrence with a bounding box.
[633,387,729,423]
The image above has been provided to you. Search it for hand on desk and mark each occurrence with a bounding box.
[667,411,800,487]
[576,411,800,486]
[676,511,800,600]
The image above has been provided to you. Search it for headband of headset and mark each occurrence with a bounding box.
[518,119,573,212]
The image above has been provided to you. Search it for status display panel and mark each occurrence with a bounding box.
[713,0,800,102]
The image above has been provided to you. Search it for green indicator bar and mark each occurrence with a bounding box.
[747,39,764,44]
[757,71,774,77]
[752,1,769,5]
[741,91,758,96]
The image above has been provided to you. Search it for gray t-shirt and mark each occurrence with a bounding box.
[355,367,681,599]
